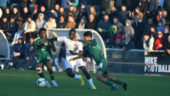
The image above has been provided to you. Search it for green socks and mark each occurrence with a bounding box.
[105,80,114,87]
[50,74,54,80]
[114,79,123,85]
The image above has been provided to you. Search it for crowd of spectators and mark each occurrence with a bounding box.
[0,0,170,69]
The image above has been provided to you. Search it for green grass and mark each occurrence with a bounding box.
[0,70,170,96]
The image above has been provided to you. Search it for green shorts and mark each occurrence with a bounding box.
[97,60,108,74]
[36,53,52,65]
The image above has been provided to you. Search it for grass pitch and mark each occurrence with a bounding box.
[0,70,170,96]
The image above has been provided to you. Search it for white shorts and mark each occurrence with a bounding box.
[55,55,86,70]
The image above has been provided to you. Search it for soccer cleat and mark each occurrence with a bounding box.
[111,85,118,91]
[51,80,58,87]
[91,85,97,90]
[122,82,127,91]
[80,75,85,86]
[46,80,52,88]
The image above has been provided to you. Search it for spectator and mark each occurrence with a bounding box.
[38,5,49,21]
[21,6,31,23]
[3,7,11,20]
[28,0,37,14]
[68,6,79,20]
[97,14,111,44]
[23,16,36,43]
[144,18,155,34]
[50,4,60,22]
[156,21,165,33]
[115,31,123,48]
[143,33,154,52]
[139,0,149,12]
[110,6,119,20]
[57,16,66,28]
[154,31,164,50]
[36,13,46,30]
[112,17,123,33]
[12,38,25,69]
[46,0,57,10]
[18,0,28,9]
[132,15,144,49]
[68,0,79,7]
[89,6,98,18]
[59,7,67,19]
[44,15,57,28]
[163,26,170,48]
[118,5,129,25]
[9,16,18,43]
[65,15,76,28]
[24,37,36,70]
[132,7,144,21]
[61,0,69,10]
[85,14,97,30]
[80,0,93,15]
[164,35,170,55]
[123,19,135,49]
[0,16,10,39]
[78,16,86,29]
[114,0,123,10]
[11,7,21,20]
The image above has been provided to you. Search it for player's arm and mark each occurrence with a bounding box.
[78,39,97,46]
[69,55,83,61]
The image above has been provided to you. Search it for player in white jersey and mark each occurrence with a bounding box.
[55,29,96,89]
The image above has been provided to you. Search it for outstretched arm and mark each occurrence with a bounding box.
[78,40,97,46]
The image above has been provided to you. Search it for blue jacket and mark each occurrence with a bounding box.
[25,43,36,58]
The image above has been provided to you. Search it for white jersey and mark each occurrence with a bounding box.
[57,36,86,70]
[57,36,83,55]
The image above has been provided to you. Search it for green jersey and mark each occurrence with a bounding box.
[79,39,107,65]
[33,38,54,64]
[79,39,108,73]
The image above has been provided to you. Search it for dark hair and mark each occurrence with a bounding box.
[84,31,92,37]
[39,28,46,33]
[69,28,76,34]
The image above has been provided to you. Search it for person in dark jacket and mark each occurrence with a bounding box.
[57,16,66,28]
[55,43,66,72]
[12,38,26,69]
[9,16,18,43]
[97,14,111,42]
[118,5,129,25]
[85,14,97,30]
[24,37,36,70]
[165,35,170,55]
[0,16,10,39]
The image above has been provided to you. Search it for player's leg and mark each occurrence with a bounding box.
[64,57,85,86]
[65,68,85,86]
[46,61,58,87]
[104,74,127,90]
[54,58,63,72]
[36,63,51,88]
[79,66,96,89]
[96,71,118,90]
[37,64,45,78]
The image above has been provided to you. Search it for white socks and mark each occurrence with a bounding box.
[88,78,95,87]
[74,74,81,79]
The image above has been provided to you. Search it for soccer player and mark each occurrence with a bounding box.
[31,28,58,88]
[79,31,127,91]
[55,28,96,89]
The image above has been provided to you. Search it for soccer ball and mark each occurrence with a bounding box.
[37,78,46,87]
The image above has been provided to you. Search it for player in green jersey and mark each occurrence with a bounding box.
[78,31,127,91]
[31,28,58,88]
